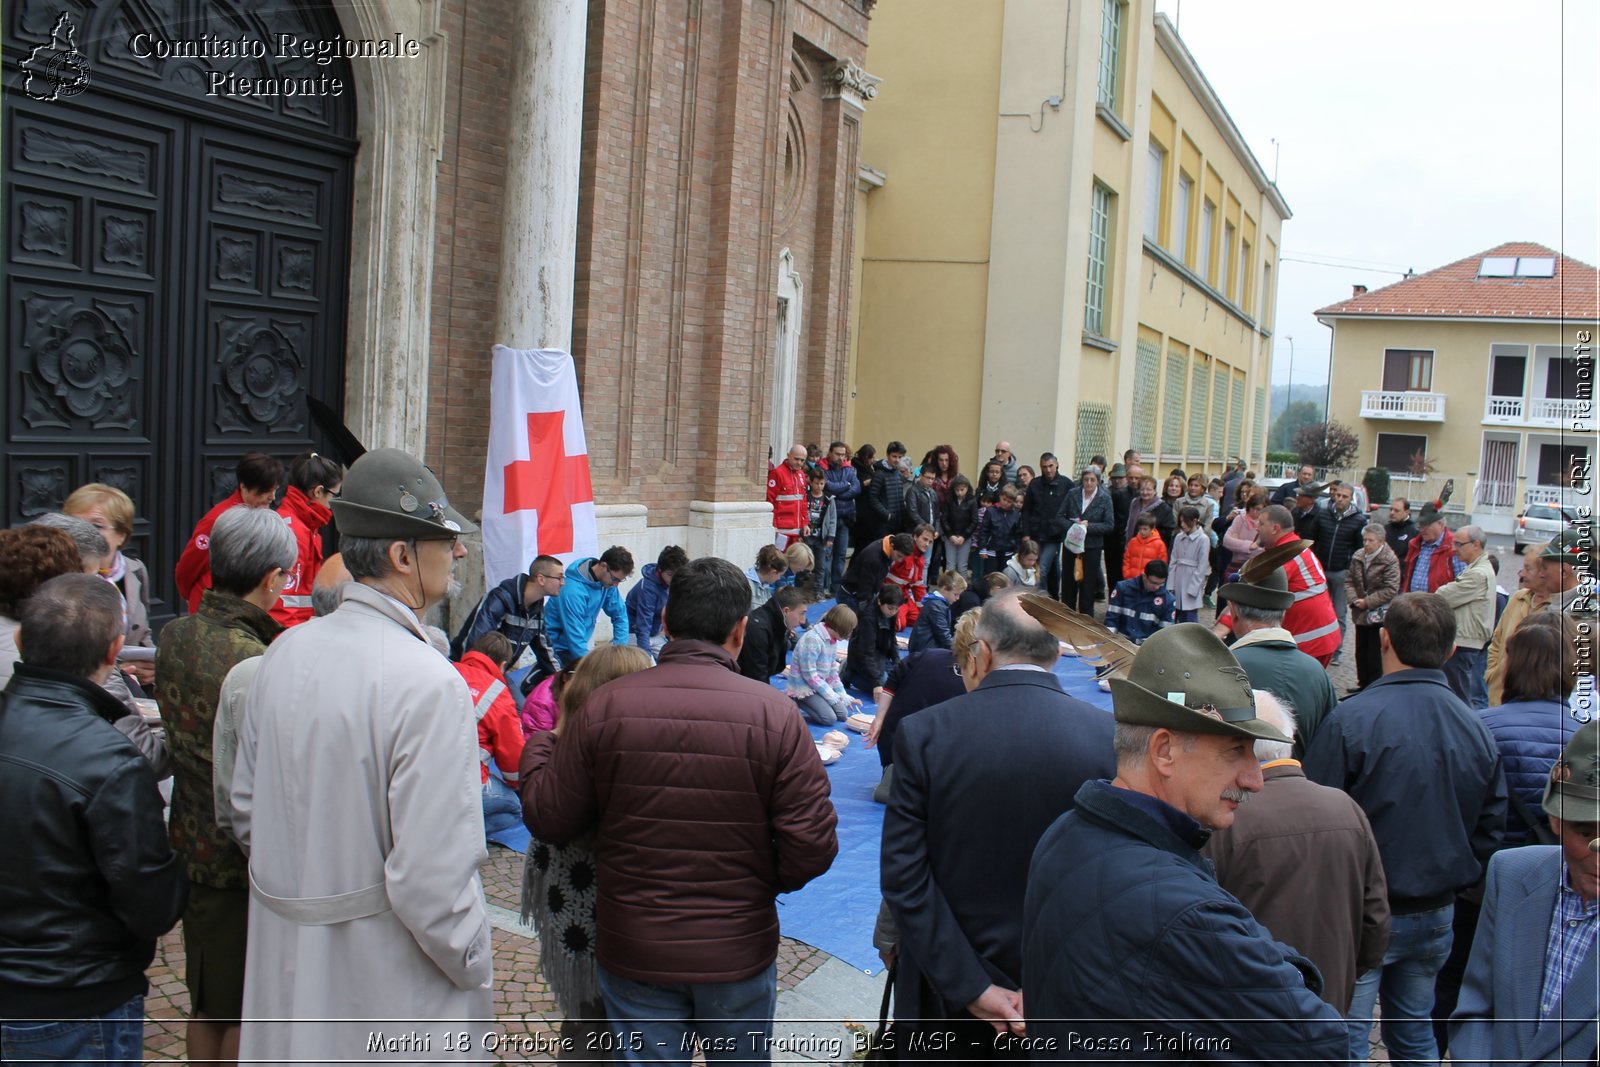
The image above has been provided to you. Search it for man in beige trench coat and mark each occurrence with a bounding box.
[231,449,492,1063]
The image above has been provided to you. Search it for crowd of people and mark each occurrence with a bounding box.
[0,434,1595,1066]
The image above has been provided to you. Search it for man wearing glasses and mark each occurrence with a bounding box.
[449,553,565,691]
[229,448,492,1060]
[989,441,1019,487]
[546,545,635,664]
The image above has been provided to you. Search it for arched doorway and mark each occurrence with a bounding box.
[4,0,356,625]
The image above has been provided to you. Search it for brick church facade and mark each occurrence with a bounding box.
[2,0,876,620]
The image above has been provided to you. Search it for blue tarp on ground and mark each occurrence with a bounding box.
[775,601,1113,974]
[490,601,1116,973]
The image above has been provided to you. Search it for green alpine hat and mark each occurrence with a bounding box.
[1215,538,1309,613]
[1294,482,1326,500]
[1218,567,1294,611]
[1541,527,1595,567]
[1108,463,1128,478]
[1416,502,1445,526]
[1108,623,1292,743]
[330,447,478,540]
[1543,721,1600,824]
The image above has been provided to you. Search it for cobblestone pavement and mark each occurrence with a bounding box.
[143,847,826,1061]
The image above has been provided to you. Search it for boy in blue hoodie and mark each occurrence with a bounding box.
[626,545,688,656]
[546,545,635,662]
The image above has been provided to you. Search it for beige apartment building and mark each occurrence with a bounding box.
[1317,242,1599,536]
[847,0,1287,475]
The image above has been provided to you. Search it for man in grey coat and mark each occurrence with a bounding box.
[232,449,492,1062]
[1203,691,1390,1012]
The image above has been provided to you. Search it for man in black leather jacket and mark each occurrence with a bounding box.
[0,574,186,1058]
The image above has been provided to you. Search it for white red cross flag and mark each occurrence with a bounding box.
[481,345,598,588]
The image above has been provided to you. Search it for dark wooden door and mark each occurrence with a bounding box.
[4,0,356,627]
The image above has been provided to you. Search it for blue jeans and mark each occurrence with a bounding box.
[1037,540,1062,599]
[828,524,850,594]
[1,993,144,1065]
[1327,569,1349,647]
[1441,645,1488,710]
[597,961,776,1066]
[1346,903,1453,1065]
[483,774,523,838]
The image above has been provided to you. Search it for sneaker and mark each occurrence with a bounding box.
[1202,595,1215,609]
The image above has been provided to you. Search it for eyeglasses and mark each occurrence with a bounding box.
[539,571,566,582]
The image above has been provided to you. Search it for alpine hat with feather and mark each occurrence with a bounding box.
[1215,538,1313,612]
[1015,595,1289,742]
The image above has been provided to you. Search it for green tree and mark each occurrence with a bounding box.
[1268,400,1321,452]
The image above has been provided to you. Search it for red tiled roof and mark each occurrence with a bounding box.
[1315,242,1600,320]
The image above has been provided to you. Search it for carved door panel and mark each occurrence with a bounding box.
[4,2,354,628]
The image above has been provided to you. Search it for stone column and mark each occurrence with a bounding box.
[495,0,587,351]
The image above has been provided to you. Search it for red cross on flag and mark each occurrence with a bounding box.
[481,345,599,587]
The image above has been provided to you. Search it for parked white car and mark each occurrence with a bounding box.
[1515,503,1580,550]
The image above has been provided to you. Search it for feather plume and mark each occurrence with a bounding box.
[1019,593,1141,677]
[1237,538,1313,585]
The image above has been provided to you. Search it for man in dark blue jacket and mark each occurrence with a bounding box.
[1305,591,1506,1066]
[450,553,564,681]
[1023,623,1348,1064]
[1020,454,1073,600]
[0,574,187,1058]
[823,441,862,595]
[884,590,1114,1060]
[625,545,688,656]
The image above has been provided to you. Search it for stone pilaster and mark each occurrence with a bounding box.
[495,0,587,351]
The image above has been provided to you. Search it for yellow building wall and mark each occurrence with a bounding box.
[849,0,1004,465]
[1325,315,1587,518]
[852,3,1283,475]
[1126,33,1285,477]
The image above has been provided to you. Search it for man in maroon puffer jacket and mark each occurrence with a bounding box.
[523,556,838,1065]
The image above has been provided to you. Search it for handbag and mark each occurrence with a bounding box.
[863,962,897,1063]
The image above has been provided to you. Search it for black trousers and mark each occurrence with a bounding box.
[1354,624,1384,690]
[1060,545,1103,614]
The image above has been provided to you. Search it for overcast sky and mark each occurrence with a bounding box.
[1153,0,1600,392]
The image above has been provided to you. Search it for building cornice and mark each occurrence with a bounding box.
[1153,13,1291,222]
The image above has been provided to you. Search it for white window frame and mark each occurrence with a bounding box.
[1220,221,1235,298]
[1086,183,1113,336]
[1175,173,1192,264]
[1097,0,1122,110]
[1199,198,1215,283]
[1144,141,1165,243]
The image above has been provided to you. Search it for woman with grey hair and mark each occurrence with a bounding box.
[1345,522,1401,690]
[24,513,171,772]
[154,503,295,1064]
[27,512,109,572]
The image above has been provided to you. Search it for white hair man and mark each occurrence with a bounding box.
[1203,691,1390,1013]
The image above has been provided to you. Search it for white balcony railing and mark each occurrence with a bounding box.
[1525,484,1598,509]
[1360,390,1447,421]
[1483,396,1524,422]
[1529,396,1592,427]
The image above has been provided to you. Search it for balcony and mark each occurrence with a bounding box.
[1483,396,1524,423]
[1530,396,1592,428]
[1360,390,1446,422]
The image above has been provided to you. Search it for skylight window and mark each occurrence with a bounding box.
[1479,255,1556,278]
[1515,256,1555,277]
